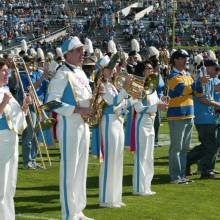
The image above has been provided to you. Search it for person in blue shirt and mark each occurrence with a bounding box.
[19,54,50,169]
[186,60,220,179]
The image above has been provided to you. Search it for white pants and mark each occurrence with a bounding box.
[57,114,90,220]
[133,114,155,194]
[0,130,18,220]
[99,114,124,206]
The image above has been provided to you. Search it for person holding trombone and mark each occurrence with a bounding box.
[0,58,31,220]
[17,49,52,169]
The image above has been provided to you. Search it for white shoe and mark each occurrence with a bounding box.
[100,203,116,208]
[133,191,156,196]
[78,212,94,220]
[142,191,156,196]
[79,216,94,220]
[117,202,126,207]
[112,204,121,208]
[100,202,124,208]
[99,203,110,208]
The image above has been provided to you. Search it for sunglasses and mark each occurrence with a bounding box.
[145,66,153,70]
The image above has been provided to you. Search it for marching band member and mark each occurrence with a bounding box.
[83,55,100,157]
[108,37,117,55]
[20,49,51,169]
[84,37,94,56]
[131,37,140,53]
[148,49,165,148]
[99,55,131,208]
[35,49,54,146]
[55,47,65,66]
[83,55,97,84]
[0,59,31,220]
[94,48,103,60]
[51,47,64,142]
[126,50,139,75]
[19,39,28,58]
[132,61,168,195]
[47,36,94,220]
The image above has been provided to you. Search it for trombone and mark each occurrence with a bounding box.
[12,55,55,168]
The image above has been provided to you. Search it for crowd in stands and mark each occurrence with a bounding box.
[175,0,220,46]
[0,0,220,53]
[0,0,68,48]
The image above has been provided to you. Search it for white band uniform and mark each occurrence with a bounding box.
[99,81,128,207]
[0,86,27,220]
[133,91,160,195]
[47,63,92,220]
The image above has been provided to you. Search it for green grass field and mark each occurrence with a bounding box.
[15,122,220,220]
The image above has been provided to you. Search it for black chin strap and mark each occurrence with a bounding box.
[64,62,76,72]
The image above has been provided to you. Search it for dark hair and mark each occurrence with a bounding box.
[149,55,159,68]
[134,60,152,77]
[0,58,7,70]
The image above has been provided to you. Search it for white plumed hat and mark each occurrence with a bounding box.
[99,55,110,68]
[21,39,28,53]
[56,47,63,58]
[30,48,37,58]
[194,54,203,65]
[37,48,45,62]
[207,50,217,61]
[148,46,160,58]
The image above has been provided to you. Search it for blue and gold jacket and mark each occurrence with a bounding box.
[167,68,203,120]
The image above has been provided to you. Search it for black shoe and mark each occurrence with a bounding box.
[200,172,220,179]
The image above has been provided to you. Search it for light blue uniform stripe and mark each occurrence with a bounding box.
[142,99,149,114]
[102,114,109,203]
[136,114,143,192]
[62,117,69,219]
[0,113,9,130]
[113,96,118,106]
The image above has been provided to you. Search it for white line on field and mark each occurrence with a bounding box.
[16,214,59,220]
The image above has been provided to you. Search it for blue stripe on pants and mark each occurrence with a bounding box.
[102,115,109,203]
[136,114,143,192]
[63,117,69,219]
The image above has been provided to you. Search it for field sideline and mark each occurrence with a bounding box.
[15,123,220,220]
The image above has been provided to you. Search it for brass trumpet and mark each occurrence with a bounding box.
[114,68,145,99]
[143,72,159,96]
[114,51,147,99]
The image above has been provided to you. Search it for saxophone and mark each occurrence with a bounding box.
[83,67,106,127]
[84,52,127,126]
